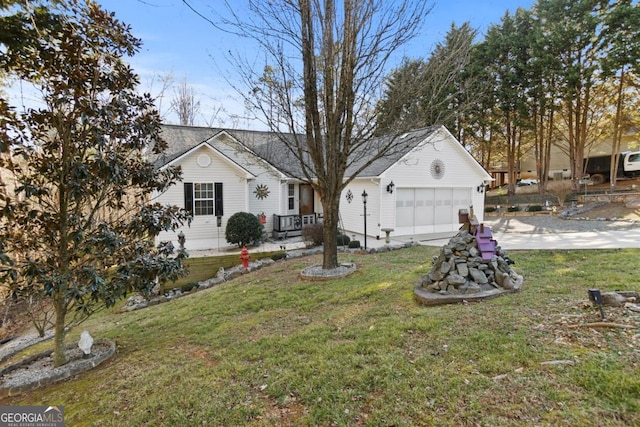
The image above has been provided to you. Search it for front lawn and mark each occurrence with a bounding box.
[2,247,639,426]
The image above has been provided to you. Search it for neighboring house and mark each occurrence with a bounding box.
[154,124,491,251]
[493,131,639,184]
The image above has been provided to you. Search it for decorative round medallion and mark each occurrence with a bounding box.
[430,159,445,179]
[197,154,211,167]
[254,184,270,200]
[345,189,354,204]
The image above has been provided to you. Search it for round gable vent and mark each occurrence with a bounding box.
[430,159,445,179]
[197,154,211,167]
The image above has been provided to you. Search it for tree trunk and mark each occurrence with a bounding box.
[610,68,625,189]
[534,105,542,191]
[53,293,67,367]
[545,106,554,188]
[506,120,517,195]
[321,193,340,270]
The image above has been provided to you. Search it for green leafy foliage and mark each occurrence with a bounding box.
[376,23,478,136]
[225,212,263,247]
[0,0,189,366]
[348,240,361,248]
[336,234,351,246]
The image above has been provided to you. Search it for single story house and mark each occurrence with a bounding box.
[154,124,491,250]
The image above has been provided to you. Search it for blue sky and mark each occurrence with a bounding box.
[97,1,534,127]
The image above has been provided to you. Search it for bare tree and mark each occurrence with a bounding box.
[145,72,174,121]
[190,0,432,270]
[170,78,201,126]
[202,97,228,128]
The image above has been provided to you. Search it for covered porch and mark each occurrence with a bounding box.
[272,213,321,239]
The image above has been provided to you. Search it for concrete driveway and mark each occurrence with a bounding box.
[419,216,640,250]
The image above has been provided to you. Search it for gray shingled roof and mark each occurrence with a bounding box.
[153,125,289,178]
[153,125,221,167]
[155,124,440,179]
[345,126,439,177]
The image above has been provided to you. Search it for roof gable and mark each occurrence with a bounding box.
[163,140,256,178]
[385,126,491,180]
[156,125,286,179]
[156,124,490,181]
[345,126,440,177]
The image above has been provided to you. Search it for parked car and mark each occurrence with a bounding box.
[517,178,538,186]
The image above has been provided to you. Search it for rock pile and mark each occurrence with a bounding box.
[415,230,523,305]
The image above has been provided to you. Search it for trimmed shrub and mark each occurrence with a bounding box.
[271,252,287,261]
[337,234,351,246]
[485,206,497,213]
[528,205,543,212]
[348,240,361,249]
[507,205,520,212]
[301,223,324,246]
[225,212,263,247]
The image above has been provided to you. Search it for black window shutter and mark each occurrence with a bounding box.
[184,182,194,215]
[214,182,223,217]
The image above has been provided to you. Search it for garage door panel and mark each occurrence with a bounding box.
[395,187,469,235]
[396,189,414,228]
[415,188,434,227]
[453,188,471,212]
[434,188,453,225]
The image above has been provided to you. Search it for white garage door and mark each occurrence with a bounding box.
[396,188,471,236]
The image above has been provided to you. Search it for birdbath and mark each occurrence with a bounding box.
[381,228,394,244]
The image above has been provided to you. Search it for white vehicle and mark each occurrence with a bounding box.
[583,151,640,184]
[517,178,538,186]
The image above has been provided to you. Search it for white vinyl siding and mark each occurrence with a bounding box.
[156,146,249,250]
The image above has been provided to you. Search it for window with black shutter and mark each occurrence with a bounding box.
[214,182,223,217]
[185,182,219,216]
[184,182,194,215]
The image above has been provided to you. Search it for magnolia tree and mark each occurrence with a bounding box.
[0,1,190,367]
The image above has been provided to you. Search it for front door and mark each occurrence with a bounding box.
[299,184,314,215]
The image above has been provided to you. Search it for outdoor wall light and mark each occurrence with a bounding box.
[386,181,395,193]
[477,183,485,193]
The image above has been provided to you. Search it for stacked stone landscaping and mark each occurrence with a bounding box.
[415,228,523,306]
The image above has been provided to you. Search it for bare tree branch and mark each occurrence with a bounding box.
[191,0,433,269]
[170,78,201,126]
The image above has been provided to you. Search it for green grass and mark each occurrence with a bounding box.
[2,247,639,426]
[167,249,284,291]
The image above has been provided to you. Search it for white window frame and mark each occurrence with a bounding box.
[194,183,214,216]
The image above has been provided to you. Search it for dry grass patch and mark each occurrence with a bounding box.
[578,202,640,221]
